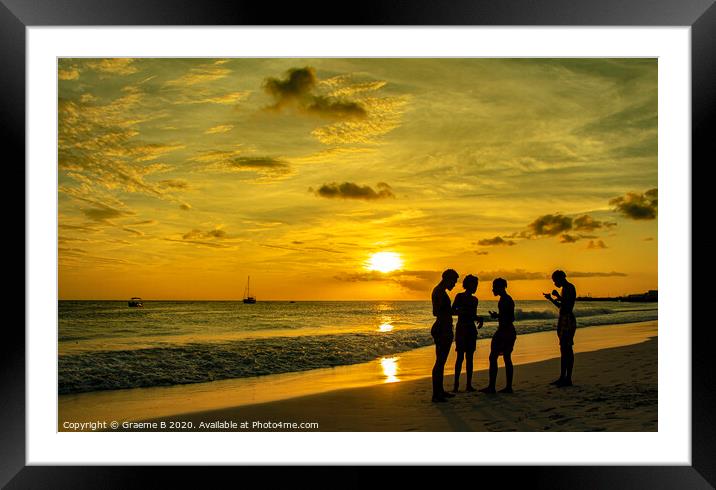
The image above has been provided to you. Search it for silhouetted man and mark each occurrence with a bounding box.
[543,270,577,387]
[431,269,458,402]
[480,278,516,394]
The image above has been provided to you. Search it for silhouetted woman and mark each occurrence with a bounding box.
[480,278,516,394]
[452,274,483,392]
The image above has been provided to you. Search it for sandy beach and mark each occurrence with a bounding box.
[89,320,658,432]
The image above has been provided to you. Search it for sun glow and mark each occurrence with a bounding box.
[366,252,403,273]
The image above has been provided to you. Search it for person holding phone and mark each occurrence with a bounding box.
[543,270,577,387]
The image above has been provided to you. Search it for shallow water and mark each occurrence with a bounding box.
[59,300,657,394]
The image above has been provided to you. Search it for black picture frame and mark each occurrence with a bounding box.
[4,0,711,487]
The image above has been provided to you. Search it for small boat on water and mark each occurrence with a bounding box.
[243,276,256,304]
[128,297,143,307]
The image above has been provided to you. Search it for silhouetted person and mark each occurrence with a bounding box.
[431,269,459,402]
[543,270,577,387]
[452,274,483,392]
[480,278,516,394]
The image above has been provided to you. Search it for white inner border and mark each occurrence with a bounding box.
[27,27,691,465]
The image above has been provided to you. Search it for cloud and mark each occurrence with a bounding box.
[163,238,230,249]
[610,188,657,220]
[59,67,80,80]
[478,269,547,281]
[310,95,408,144]
[171,90,250,106]
[59,223,100,233]
[576,99,657,136]
[163,226,231,248]
[527,213,573,236]
[263,67,367,119]
[260,243,344,254]
[313,182,395,201]
[85,58,140,75]
[474,251,489,256]
[477,236,515,246]
[334,269,440,292]
[587,240,608,249]
[264,67,316,103]
[263,67,406,144]
[573,214,617,231]
[192,150,292,178]
[305,96,367,119]
[58,88,191,210]
[228,157,292,175]
[182,227,227,240]
[158,179,190,190]
[122,227,144,236]
[205,124,234,134]
[80,203,133,222]
[165,62,231,86]
[566,270,626,277]
[559,234,580,243]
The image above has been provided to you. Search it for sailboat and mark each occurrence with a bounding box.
[243,276,256,304]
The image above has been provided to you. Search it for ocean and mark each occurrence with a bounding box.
[58,300,657,395]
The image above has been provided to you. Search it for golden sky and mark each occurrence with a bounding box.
[58,58,658,300]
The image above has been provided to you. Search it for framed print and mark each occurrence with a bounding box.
[4,0,713,486]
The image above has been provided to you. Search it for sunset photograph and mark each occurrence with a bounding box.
[57,58,658,432]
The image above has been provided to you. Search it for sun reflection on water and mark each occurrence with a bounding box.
[378,322,394,332]
[380,356,400,383]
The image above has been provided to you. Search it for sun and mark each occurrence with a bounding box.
[366,252,404,273]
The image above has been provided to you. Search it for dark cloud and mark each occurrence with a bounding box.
[527,214,573,237]
[474,251,489,256]
[80,204,132,222]
[334,269,440,292]
[573,214,617,232]
[305,96,366,119]
[314,182,395,200]
[478,269,547,281]
[182,227,227,240]
[609,188,657,220]
[122,227,144,236]
[264,67,317,102]
[261,243,343,254]
[263,67,367,119]
[229,156,291,174]
[643,237,654,241]
[566,270,626,277]
[59,223,100,233]
[334,271,390,282]
[179,203,192,211]
[560,234,580,243]
[587,240,608,249]
[163,238,230,249]
[477,236,515,246]
[158,179,190,190]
